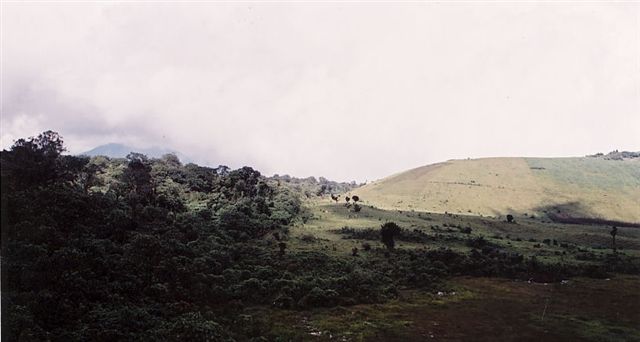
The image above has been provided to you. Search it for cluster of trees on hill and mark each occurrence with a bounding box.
[587,150,640,160]
[270,174,360,198]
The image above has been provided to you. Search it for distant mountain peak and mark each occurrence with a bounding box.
[80,143,191,163]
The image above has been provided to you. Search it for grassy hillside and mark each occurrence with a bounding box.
[354,157,640,224]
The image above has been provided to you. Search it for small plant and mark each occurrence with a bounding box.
[506,214,514,223]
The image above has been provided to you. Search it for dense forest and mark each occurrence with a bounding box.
[1,131,637,341]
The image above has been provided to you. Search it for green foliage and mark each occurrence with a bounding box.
[1,131,308,340]
[1,130,67,188]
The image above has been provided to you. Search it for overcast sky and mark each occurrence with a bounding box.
[2,3,639,182]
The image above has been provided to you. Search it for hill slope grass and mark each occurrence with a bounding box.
[354,157,640,224]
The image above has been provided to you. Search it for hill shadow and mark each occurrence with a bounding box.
[534,201,640,228]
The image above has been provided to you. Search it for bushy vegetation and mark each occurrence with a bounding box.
[1,131,366,340]
[335,224,639,283]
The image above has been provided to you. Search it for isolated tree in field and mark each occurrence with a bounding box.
[331,194,340,203]
[506,214,514,223]
[345,196,351,203]
[352,195,360,203]
[610,226,618,254]
[380,222,401,250]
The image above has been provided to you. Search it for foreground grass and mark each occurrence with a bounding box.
[251,275,639,341]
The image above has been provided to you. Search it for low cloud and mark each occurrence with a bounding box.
[2,4,639,181]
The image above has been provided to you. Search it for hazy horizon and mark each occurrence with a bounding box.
[2,3,639,182]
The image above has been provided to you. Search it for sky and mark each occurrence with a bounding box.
[2,2,639,182]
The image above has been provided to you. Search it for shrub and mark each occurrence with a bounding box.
[380,222,401,250]
[300,234,316,243]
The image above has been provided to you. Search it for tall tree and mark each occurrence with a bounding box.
[121,152,154,204]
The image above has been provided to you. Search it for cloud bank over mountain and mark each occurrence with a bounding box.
[2,4,639,181]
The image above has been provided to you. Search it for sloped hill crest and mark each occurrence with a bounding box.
[355,157,640,224]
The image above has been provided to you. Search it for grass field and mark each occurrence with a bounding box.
[353,157,640,224]
[268,197,640,341]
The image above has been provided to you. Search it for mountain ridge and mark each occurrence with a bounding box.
[80,143,192,163]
